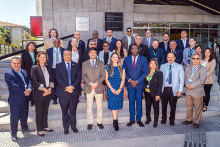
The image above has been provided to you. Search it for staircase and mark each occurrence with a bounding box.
[1,57,220,131]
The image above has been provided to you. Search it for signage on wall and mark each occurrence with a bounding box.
[105,12,123,31]
[76,17,89,31]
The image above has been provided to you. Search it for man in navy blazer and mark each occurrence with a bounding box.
[87,30,103,54]
[103,29,117,51]
[159,33,170,51]
[123,45,148,127]
[148,39,165,67]
[176,30,190,51]
[165,40,183,64]
[56,50,81,134]
[5,57,34,142]
[46,38,65,104]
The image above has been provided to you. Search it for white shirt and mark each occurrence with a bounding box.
[164,62,174,87]
[181,38,188,49]
[71,50,79,63]
[41,67,50,87]
[65,61,71,70]
[132,55,139,66]
[52,47,62,69]
[90,59,96,67]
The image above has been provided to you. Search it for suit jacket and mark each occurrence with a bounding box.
[103,37,117,51]
[183,47,196,67]
[46,47,65,68]
[43,38,65,52]
[148,47,165,67]
[68,39,88,62]
[159,41,170,51]
[142,37,154,48]
[5,69,32,105]
[160,62,184,96]
[123,55,148,89]
[176,38,190,51]
[66,47,83,67]
[144,71,163,97]
[184,64,207,97]
[165,48,183,64]
[82,59,105,94]
[98,50,113,65]
[200,59,216,84]
[87,38,103,54]
[56,61,81,99]
[31,65,54,101]
[21,51,38,76]
[121,35,135,51]
[128,44,148,59]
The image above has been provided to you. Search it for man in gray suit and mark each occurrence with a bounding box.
[142,29,154,48]
[82,47,105,130]
[183,54,207,128]
[121,27,135,51]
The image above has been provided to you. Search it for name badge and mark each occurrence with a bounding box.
[188,79,192,82]
[146,85,150,89]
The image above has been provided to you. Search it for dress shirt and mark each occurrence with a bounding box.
[71,50,79,63]
[132,55,139,66]
[164,62,174,87]
[104,52,109,65]
[38,66,53,90]
[90,59,96,67]
[52,47,62,69]
[181,38,187,49]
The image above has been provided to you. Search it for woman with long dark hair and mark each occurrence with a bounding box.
[201,48,216,112]
[105,52,125,131]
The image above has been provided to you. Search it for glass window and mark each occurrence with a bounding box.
[170,23,189,28]
[149,23,169,27]
[190,24,209,28]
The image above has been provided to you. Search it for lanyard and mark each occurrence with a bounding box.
[188,47,195,58]
[167,64,174,75]
[153,50,157,57]
[127,35,131,46]
[106,37,112,43]
[77,40,80,47]
[28,51,35,65]
[53,47,61,63]
[19,71,27,89]
[148,70,155,83]
[191,67,196,78]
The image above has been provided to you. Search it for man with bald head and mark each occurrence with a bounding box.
[87,30,103,54]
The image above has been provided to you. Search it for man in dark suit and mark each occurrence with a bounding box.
[68,31,87,61]
[165,40,183,64]
[123,45,148,127]
[5,57,34,142]
[87,30,103,54]
[128,35,148,59]
[159,32,170,51]
[56,50,81,134]
[103,29,117,51]
[148,39,165,67]
[121,27,135,51]
[176,30,190,51]
[46,38,65,104]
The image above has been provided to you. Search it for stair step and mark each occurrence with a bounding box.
[0,68,10,74]
[0,63,11,68]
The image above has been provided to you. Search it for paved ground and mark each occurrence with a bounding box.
[1,117,220,147]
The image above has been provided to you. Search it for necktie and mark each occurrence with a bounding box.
[67,63,71,86]
[108,38,110,43]
[133,57,136,70]
[168,65,172,84]
[92,61,95,68]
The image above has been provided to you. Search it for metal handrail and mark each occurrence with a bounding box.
[0,34,74,60]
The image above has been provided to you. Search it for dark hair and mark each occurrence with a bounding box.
[167,52,176,58]
[202,48,214,62]
[148,59,159,74]
[153,39,159,43]
[126,27,132,31]
[88,47,97,53]
[163,32,169,36]
[195,45,202,50]
[36,51,49,63]
[189,37,196,42]
[114,39,125,59]
[25,42,36,52]
[48,28,58,38]
[181,30,187,33]
[106,29,113,33]
[103,41,109,46]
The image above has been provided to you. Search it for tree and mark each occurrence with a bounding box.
[0,26,11,44]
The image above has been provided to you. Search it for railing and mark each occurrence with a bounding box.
[0,44,16,55]
[0,34,74,60]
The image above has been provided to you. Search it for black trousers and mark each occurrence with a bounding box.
[59,95,78,130]
[52,68,58,102]
[161,87,177,123]
[144,91,159,122]
[34,97,50,131]
[204,84,213,106]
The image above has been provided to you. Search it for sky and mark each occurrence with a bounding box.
[0,0,36,28]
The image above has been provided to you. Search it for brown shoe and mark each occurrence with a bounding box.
[182,120,193,125]
[193,123,200,128]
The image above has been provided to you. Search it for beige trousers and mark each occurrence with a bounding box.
[186,96,203,124]
[86,89,103,124]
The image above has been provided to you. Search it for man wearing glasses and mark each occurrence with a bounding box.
[121,27,135,51]
[87,30,103,54]
[183,54,207,128]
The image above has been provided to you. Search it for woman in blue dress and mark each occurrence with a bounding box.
[105,52,125,131]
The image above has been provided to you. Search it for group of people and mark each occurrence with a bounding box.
[5,27,216,142]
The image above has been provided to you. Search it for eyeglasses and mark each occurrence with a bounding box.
[104,45,109,47]
[90,44,96,45]
[127,31,132,32]
[192,58,200,60]
[74,34,80,35]
[131,48,138,51]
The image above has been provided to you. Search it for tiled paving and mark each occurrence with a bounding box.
[1,117,220,147]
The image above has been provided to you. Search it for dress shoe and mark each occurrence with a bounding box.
[161,120,166,124]
[64,129,69,135]
[43,128,54,132]
[72,128,78,133]
[126,121,135,126]
[87,124,93,130]
[153,121,158,128]
[193,123,200,128]
[53,101,58,105]
[11,135,18,142]
[182,120,193,125]
[37,131,45,137]
[145,120,151,124]
[22,128,35,133]
[97,124,104,129]
[170,122,175,126]
[137,121,145,127]
[113,120,119,131]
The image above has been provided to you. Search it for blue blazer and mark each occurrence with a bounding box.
[56,61,81,98]
[148,47,165,67]
[103,37,117,52]
[46,47,65,68]
[160,62,184,96]
[98,50,113,65]
[5,69,32,105]
[123,55,148,89]
[159,41,170,51]
[68,39,88,61]
[176,38,190,50]
[165,48,183,64]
